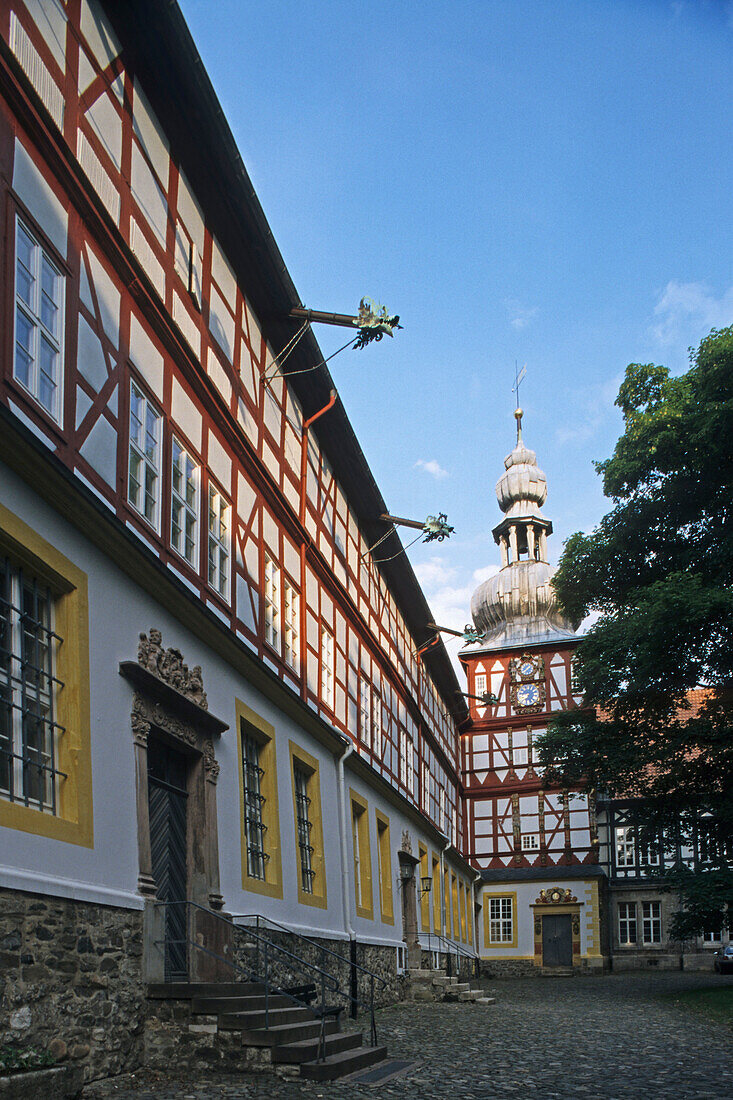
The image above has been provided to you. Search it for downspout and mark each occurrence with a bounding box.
[337,739,355,940]
[337,739,357,1017]
[441,840,453,976]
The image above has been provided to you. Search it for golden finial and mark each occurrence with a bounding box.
[514,407,523,444]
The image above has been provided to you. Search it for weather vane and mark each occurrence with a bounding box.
[513,361,526,406]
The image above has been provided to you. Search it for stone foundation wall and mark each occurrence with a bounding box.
[479,957,539,979]
[0,887,145,1084]
[611,952,682,972]
[144,999,272,1076]
[230,926,406,1008]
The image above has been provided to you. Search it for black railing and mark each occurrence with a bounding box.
[422,930,480,979]
[154,900,344,1061]
[232,912,388,1048]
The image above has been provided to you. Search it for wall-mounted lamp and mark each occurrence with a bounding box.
[418,875,433,899]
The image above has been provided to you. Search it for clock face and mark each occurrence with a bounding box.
[519,660,535,678]
[516,683,540,707]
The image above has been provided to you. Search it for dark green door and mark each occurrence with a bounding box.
[542,914,572,967]
[148,740,188,981]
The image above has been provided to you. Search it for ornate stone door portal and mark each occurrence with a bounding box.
[120,629,229,980]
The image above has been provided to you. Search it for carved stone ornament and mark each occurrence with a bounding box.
[535,887,577,905]
[138,627,208,709]
[400,829,412,854]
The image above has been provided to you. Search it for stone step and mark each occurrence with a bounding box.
[458,990,476,1001]
[192,994,291,1014]
[272,1029,363,1065]
[217,1005,315,1030]
[231,1018,341,1047]
[147,981,264,999]
[540,967,574,977]
[476,996,496,1005]
[407,968,435,979]
[300,1044,388,1081]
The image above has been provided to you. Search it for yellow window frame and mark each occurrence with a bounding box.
[235,699,282,899]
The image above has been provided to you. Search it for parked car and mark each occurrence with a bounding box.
[713,944,733,974]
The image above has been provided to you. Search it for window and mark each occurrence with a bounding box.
[439,786,447,835]
[241,731,267,880]
[351,791,373,919]
[14,219,64,422]
[616,826,635,868]
[642,901,662,944]
[521,833,539,851]
[0,506,92,846]
[320,628,334,709]
[264,554,280,650]
[371,692,382,757]
[488,896,513,944]
[294,765,314,895]
[170,437,198,566]
[0,561,61,811]
[376,811,394,925]
[618,901,637,945]
[236,701,282,899]
[207,484,230,597]
[421,760,430,813]
[289,740,327,909]
[475,673,487,701]
[396,944,407,974]
[703,930,722,943]
[638,833,660,867]
[359,678,371,748]
[129,382,162,528]
[399,728,413,794]
[513,745,528,766]
[282,578,299,672]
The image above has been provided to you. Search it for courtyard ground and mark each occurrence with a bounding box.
[84,971,733,1099]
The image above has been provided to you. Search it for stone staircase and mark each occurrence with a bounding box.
[407,968,495,1005]
[147,981,389,1081]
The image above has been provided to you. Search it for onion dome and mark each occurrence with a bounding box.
[467,409,580,650]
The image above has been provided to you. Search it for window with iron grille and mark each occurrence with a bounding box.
[618,901,637,944]
[14,218,64,423]
[129,381,161,528]
[171,437,199,566]
[294,765,315,893]
[0,560,64,812]
[488,896,513,944]
[642,901,662,944]
[207,484,230,598]
[241,732,268,880]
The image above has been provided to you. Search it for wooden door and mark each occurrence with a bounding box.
[148,739,189,981]
[542,913,573,967]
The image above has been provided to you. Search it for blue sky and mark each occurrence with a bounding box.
[180,0,733,661]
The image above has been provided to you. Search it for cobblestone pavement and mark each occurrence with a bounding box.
[84,972,733,1100]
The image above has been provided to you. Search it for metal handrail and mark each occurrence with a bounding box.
[154,900,341,1061]
[422,930,479,978]
[231,912,387,1046]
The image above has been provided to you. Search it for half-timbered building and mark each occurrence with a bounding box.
[460,410,607,974]
[0,0,477,1081]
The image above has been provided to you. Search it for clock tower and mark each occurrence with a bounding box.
[460,409,607,973]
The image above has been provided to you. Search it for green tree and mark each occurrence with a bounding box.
[538,327,733,939]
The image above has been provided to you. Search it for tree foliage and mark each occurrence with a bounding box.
[538,327,733,934]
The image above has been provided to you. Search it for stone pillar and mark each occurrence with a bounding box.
[203,746,224,910]
[527,525,536,559]
[539,529,548,561]
[499,536,508,567]
[398,850,421,970]
[508,526,518,563]
[131,701,156,898]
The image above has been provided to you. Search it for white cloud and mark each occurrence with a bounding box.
[414,458,449,480]
[504,298,538,330]
[651,280,733,346]
[414,558,500,676]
